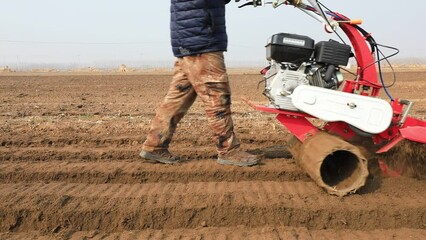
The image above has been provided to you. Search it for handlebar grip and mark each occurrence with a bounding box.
[338,19,363,25]
[349,19,363,25]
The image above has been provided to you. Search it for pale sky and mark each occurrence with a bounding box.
[0,0,425,69]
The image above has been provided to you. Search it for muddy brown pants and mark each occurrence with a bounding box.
[142,52,240,155]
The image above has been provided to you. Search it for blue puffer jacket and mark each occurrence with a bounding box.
[170,0,231,57]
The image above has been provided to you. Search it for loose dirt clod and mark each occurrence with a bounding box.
[379,140,426,180]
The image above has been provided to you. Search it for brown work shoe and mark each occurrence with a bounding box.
[139,149,180,164]
[217,148,260,167]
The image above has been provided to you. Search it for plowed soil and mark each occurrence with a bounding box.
[1,70,425,239]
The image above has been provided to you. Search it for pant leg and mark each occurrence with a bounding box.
[183,52,240,155]
[142,59,197,152]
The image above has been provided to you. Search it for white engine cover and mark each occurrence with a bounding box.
[291,85,393,134]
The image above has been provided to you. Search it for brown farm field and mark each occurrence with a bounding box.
[0,70,425,239]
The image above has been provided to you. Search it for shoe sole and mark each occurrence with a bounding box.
[217,158,258,167]
[139,150,180,164]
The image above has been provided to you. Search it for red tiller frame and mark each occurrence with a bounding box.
[339,22,381,96]
[246,15,426,151]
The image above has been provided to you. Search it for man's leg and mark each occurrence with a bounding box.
[141,59,196,163]
[184,52,259,166]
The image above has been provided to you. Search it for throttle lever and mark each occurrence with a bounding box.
[238,2,254,8]
[238,0,266,8]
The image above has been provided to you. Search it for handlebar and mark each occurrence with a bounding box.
[236,0,299,8]
[236,0,362,33]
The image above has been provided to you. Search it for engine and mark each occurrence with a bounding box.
[263,33,351,111]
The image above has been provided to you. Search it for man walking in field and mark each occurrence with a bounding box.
[140,0,260,166]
